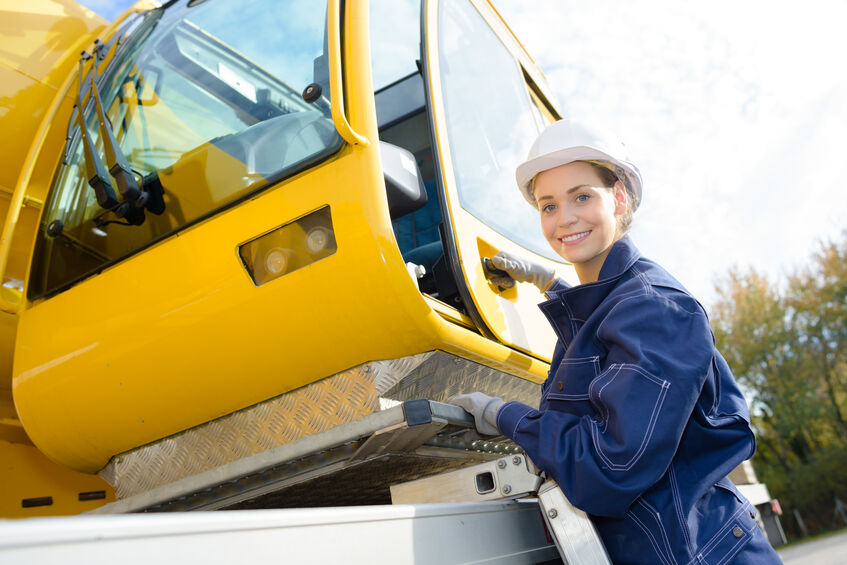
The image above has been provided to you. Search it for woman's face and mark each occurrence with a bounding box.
[534,161,627,284]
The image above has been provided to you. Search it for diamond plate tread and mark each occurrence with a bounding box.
[385,351,540,405]
[101,351,541,499]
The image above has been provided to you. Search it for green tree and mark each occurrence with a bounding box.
[711,232,847,538]
[785,237,847,439]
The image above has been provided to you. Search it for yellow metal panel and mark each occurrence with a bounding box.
[0,193,41,294]
[11,0,551,477]
[0,1,157,317]
[15,141,436,472]
[0,0,105,89]
[0,69,56,196]
[0,438,115,518]
[0,310,17,393]
[13,0,414,472]
[423,295,476,330]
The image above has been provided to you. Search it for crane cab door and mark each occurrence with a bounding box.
[419,0,570,360]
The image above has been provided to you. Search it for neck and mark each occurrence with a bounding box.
[574,240,618,284]
[575,261,603,285]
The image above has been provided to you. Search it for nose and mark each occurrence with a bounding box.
[557,206,577,228]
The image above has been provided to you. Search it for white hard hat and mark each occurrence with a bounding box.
[515,119,643,209]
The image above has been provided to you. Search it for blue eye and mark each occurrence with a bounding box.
[541,204,556,214]
[576,193,590,203]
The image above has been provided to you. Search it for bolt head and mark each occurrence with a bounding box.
[497,460,507,469]
[301,82,322,102]
[512,456,522,465]
[46,219,64,237]
[502,484,512,494]
[548,509,558,519]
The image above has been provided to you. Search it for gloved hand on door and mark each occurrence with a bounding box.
[486,251,556,292]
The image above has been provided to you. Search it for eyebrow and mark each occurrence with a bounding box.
[535,184,591,202]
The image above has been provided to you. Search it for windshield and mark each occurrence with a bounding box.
[29,0,341,299]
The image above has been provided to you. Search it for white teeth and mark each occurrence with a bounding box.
[561,231,589,242]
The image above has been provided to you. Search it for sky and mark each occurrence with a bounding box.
[79,0,847,309]
[493,0,847,309]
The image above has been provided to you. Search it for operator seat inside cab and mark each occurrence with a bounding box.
[376,71,444,276]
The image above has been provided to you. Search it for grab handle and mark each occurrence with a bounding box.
[327,0,369,147]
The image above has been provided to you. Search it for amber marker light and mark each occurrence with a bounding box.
[238,206,337,286]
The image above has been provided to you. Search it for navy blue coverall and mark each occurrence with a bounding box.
[496,237,781,564]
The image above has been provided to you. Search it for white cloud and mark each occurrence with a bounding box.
[493,0,847,308]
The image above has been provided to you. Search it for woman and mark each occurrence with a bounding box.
[450,119,782,564]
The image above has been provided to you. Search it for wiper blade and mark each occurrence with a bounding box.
[71,37,168,228]
[91,40,143,207]
[63,11,149,166]
[89,39,165,218]
[75,53,120,212]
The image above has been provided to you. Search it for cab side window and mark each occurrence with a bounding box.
[437,0,558,261]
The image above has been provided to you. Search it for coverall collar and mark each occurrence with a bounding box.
[544,236,642,323]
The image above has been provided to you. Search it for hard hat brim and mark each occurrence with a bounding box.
[515,146,642,209]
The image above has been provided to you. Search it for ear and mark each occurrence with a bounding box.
[613,180,628,216]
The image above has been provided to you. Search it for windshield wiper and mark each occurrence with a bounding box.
[63,11,150,166]
[90,41,145,210]
[72,40,167,228]
[75,53,121,215]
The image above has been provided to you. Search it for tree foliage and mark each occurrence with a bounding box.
[711,232,847,538]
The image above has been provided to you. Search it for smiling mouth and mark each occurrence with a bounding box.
[559,230,591,244]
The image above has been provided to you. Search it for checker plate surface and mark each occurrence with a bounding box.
[100,351,540,499]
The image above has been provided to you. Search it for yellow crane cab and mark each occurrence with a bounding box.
[2,0,576,513]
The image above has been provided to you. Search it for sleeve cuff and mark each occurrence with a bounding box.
[495,401,536,440]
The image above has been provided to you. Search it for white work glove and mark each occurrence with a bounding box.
[447,392,505,436]
[488,251,556,292]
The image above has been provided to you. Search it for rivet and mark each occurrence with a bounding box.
[502,484,512,494]
[557,381,563,391]
[732,526,743,538]
[498,460,507,469]
[512,456,522,465]
[548,509,558,519]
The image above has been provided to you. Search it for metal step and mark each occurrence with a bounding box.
[89,400,518,513]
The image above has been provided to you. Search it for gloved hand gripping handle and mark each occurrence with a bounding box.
[483,257,512,291]
[482,251,556,292]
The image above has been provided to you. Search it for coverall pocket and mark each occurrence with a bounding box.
[588,364,670,470]
[544,356,600,402]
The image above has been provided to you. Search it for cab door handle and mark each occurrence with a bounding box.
[481,257,512,291]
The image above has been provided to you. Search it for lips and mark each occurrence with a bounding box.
[559,230,591,245]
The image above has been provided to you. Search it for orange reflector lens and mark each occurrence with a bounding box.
[238,206,337,285]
